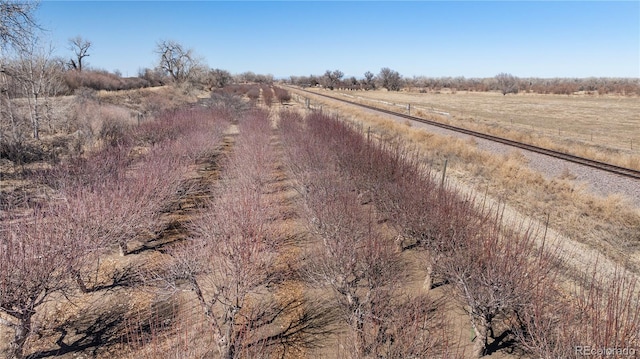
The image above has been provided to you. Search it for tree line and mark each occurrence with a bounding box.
[288,70,640,95]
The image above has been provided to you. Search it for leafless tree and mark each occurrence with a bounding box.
[207,68,232,89]
[0,1,39,163]
[0,207,83,359]
[165,187,277,358]
[378,67,403,91]
[0,1,37,51]
[155,40,199,84]
[515,265,640,358]
[363,70,375,90]
[68,35,90,72]
[7,39,61,140]
[495,72,519,95]
[322,69,343,90]
[260,85,274,106]
[436,213,556,357]
[303,184,410,356]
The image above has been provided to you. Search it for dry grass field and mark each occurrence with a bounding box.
[319,88,640,170]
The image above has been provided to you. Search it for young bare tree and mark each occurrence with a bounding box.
[0,1,39,162]
[303,181,410,356]
[437,213,555,357]
[0,207,83,359]
[166,188,276,358]
[68,35,90,72]
[273,86,290,104]
[7,39,61,140]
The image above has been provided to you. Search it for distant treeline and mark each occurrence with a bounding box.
[287,71,640,95]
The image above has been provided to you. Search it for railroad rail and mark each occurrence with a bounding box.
[295,88,640,181]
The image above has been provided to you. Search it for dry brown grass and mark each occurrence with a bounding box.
[286,87,640,274]
[319,88,640,171]
[97,86,203,114]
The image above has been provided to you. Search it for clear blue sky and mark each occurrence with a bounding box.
[35,1,640,79]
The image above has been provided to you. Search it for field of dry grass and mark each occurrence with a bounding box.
[318,88,640,170]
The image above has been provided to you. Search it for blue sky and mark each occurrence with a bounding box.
[35,1,640,79]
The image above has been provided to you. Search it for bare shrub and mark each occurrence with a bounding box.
[273,86,291,104]
[515,266,640,358]
[122,298,211,359]
[246,86,260,102]
[261,85,273,106]
[99,116,132,147]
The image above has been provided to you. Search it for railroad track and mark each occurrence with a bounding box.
[295,88,640,181]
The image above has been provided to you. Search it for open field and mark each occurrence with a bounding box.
[313,89,640,170]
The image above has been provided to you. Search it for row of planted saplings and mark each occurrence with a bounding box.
[279,110,453,358]
[124,107,337,358]
[0,106,230,359]
[278,109,640,358]
[213,84,291,106]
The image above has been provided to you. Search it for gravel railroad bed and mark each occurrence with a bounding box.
[371,108,640,209]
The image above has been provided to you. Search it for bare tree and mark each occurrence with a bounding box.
[515,265,640,358]
[155,40,199,84]
[495,72,519,95]
[68,35,90,72]
[322,69,343,90]
[363,70,375,90]
[0,1,39,162]
[9,39,60,140]
[0,1,37,51]
[165,188,276,358]
[378,67,402,91]
[207,68,232,89]
[436,214,555,357]
[0,207,83,359]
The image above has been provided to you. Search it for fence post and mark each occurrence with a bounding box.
[441,159,448,187]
